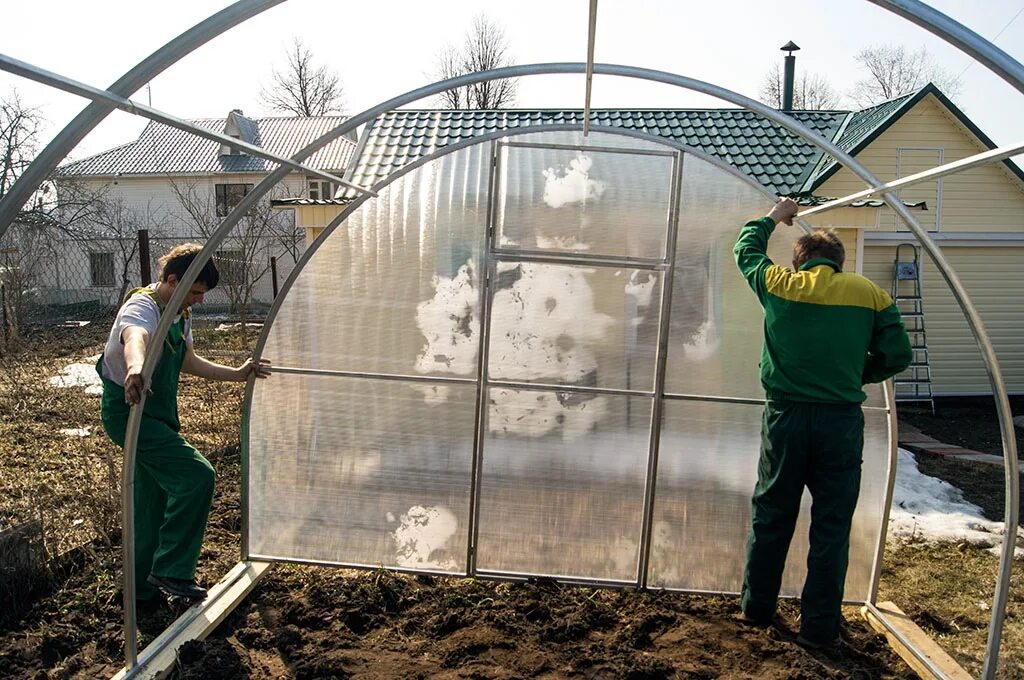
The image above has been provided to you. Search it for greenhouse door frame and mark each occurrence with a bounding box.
[468,138,684,587]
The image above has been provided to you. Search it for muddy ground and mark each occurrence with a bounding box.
[0,328,1019,679]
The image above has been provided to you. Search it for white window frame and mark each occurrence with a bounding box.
[307,179,337,201]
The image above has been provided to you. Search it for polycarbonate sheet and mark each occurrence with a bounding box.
[263,144,488,378]
[488,261,663,391]
[247,373,476,572]
[649,399,890,599]
[476,388,653,582]
[665,152,885,408]
[664,153,785,400]
[497,141,674,259]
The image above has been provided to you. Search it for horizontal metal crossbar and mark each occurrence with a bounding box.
[0,53,376,197]
[798,140,1024,219]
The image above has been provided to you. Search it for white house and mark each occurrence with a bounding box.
[50,110,357,313]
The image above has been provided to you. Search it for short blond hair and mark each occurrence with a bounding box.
[158,243,219,288]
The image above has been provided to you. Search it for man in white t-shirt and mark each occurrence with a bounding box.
[97,243,269,603]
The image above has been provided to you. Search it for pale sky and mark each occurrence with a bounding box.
[2,0,1022,167]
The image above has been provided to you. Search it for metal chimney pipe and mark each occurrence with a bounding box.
[781,41,801,111]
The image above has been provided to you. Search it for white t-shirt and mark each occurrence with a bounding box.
[100,284,193,387]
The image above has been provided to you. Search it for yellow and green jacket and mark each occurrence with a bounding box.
[734,217,912,404]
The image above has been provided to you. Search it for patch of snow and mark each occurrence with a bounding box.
[542,154,606,209]
[60,427,91,437]
[391,505,458,570]
[890,448,1023,557]
[49,355,103,395]
[214,322,263,332]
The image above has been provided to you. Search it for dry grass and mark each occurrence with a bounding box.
[0,322,1021,677]
[880,540,1023,678]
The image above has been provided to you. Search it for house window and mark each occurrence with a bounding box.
[215,249,246,286]
[215,183,253,217]
[308,180,337,201]
[89,252,115,287]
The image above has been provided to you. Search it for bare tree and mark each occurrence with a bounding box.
[0,90,40,202]
[261,38,344,116]
[0,92,107,345]
[760,62,841,110]
[435,14,518,110]
[850,45,962,106]
[169,179,297,329]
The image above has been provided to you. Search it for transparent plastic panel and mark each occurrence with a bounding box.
[665,153,791,400]
[476,388,653,582]
[247,373,476,572]
[649,399,890,600]
[488,261,663,391]
[665,153,885,407]
[263,143,489,378]
[497,140,674,259]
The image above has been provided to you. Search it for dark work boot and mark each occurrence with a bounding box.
[146,574,207,601]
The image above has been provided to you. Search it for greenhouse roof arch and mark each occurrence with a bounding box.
[0,1,1018,677]
[105,59,1019,680]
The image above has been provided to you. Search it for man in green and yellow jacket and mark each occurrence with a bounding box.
[734,197,911,648]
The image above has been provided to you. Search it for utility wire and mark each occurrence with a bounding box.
[958,3,1024,78]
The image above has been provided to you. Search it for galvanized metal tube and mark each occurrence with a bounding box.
[869,0,1024,97]
[867,379,899,605]
[863,601,952,680]
[0,53,373,196]
[468,140,502,575]
[0,0,285,242]
[269,365,477,385]
[861,4,1024,673]
[636,151,683,588]
[798,140,1024,219]
[583,0,598,136]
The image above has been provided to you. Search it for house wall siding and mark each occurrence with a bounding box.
[818,95,1024,234]
[50,173,307,310]
[863,243,1024,395]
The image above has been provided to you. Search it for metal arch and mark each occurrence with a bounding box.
[0,53,375,196]
[135,61,1015,677]
[870,0,1024,97]
[0,0,285,242]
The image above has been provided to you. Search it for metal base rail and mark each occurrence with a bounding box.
[864,601,952,680]
[110,560,270,680]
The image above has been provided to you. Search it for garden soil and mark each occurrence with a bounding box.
[0,331,1014,678]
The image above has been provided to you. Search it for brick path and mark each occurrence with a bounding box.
[898,422,1020,470]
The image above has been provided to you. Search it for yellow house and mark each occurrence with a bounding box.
[273,85,1024,397]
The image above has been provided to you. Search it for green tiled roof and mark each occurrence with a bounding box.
[342,108,848,198]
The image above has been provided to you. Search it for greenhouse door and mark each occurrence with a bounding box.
[472,140,680,584]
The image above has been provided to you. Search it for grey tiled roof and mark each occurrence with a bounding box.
[344,109,848,197]
[59,114,358,177]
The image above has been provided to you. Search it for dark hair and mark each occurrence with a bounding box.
[793,229,845,269]
[158,243,219,289]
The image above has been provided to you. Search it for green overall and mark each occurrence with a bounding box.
[97,288,215,600]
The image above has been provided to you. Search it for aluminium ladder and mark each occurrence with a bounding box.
[891,243,935,414]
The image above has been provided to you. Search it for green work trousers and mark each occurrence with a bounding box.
[740,399,864,645]
[101,411,215,600]
[98,306,214,601]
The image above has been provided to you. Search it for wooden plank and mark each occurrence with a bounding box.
[861,601,973,680]
[110,560,271,680]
